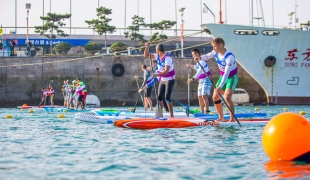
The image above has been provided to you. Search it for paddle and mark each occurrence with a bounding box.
[186,67,191,117]
[148,54,163,118]
[131,92,142,113]
[38,95,47,106]
[173,99,199,114]
[135,78,144,104]
[195,59,241,127]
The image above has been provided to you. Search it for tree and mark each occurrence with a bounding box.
[148,20,177,34]
[34,13,71,54]
[124,15,147,45]
[84,42,102,55]
[54,42,72,54]
[85,7,116,54]
[110,42,127,54]
[149,32,168,43]
[147,20,176,43]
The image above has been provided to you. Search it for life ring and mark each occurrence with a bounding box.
[111,63,125,77]
[264,56,276,67]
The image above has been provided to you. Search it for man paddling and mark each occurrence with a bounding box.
[139,59,169,112]
[186,48,212,114]
[201,38,238,122]
[135,64,153,111]
[144,43,175,118]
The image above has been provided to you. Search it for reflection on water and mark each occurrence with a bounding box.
[265,160,310,179]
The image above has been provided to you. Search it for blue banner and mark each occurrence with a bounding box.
[11,39,91,46]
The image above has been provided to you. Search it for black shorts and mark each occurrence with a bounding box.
[144,87,152,98]
[78,95,84,101]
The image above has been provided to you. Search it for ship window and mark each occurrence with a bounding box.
[234,29,258,35]
[262,30,279,36]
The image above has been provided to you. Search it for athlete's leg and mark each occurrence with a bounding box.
[143,97,148,112]
[146,87,153,111]
[51,95,54,107]
[224,88,235,122]
[146,97,152,111]
[157,81,166,116]
[202,94,209,113]
[163,96,169,112]
[198,96,204,113]
[165,80,175,118]
[212,88,224,121]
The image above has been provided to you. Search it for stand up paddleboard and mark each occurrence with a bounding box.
[114,118,270,129]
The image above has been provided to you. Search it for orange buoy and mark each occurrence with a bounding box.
[22,104,28,106]
[262,112,310,161]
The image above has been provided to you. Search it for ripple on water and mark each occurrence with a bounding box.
[0,106,310,179]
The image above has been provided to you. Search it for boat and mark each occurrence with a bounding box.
[201,1,310,105]
[114,118,270,129]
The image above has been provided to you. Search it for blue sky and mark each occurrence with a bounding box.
[0,0,308,35]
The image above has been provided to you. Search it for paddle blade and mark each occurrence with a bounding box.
[155,102,163,118]
[186,108,189,117]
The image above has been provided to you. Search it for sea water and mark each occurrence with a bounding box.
[0,105,310,179]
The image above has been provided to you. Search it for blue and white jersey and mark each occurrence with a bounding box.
[153,53,175,81]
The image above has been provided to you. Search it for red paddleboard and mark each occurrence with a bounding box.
[114,118,270,129]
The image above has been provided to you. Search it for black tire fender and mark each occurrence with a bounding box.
[112,63,125,77]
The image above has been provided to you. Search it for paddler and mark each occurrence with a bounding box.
[144,43,175,118]
[134,64,153,111]
[186,48,212,114]
[201,37,238,122]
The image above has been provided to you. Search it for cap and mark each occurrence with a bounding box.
[49,84,52,87]
[76,78,81,81]
[67,80,71,83]
[72,80,76,84]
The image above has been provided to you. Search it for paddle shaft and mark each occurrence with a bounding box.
[132,92,142,113]
[148,54,163,118]
[195,59,241,127]
[135,78,144,104]
[186,67,191,117]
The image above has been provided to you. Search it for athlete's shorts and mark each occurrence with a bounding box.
[216,74,238,91]
[158,79,175,103]
[82,92,88,101]
[78,95,84,101]
[197,78,211,96]
[51,94,55,100]
[144,87,152,98]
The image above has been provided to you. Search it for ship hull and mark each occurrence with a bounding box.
[201,24,310,105]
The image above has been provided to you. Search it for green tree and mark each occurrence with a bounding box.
[110,42,127,54]
[54,42,72,54]
[149,32,168,43]
[34,13,71,54]
[124,15,147,45]
[147,20,176,44]
[84,42,102,55]
[85,7,116,54]
[148,20,177,34]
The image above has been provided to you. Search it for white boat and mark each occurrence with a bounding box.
[201,1,310,105]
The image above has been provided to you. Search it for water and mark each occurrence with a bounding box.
[0,105,310,179]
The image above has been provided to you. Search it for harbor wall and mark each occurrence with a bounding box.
[0,56,266,107]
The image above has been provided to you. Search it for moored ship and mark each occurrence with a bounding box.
[201,0,310,105]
